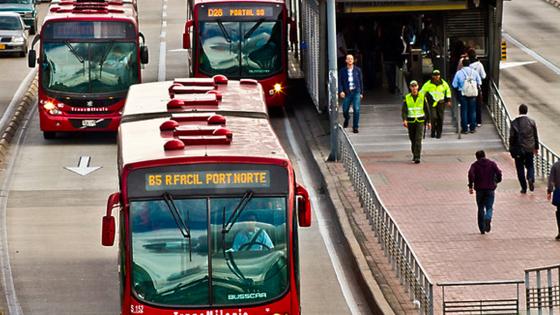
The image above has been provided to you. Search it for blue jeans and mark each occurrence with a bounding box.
[514,151,535,191]
[459,95,477,132]
[342,90,361,129]
[476,189,495,232]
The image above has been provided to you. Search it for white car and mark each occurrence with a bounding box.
[0,12,28,57]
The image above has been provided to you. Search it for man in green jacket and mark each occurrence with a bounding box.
[420,69,451,138]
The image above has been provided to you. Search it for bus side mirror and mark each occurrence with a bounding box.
[102,192,120,246]
[296,184,311,227]
[183,20,193,49]
[28,49,36,68]
[140,46,149,64]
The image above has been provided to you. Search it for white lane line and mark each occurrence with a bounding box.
[283,115,362,315]
[158,0,169,81]
[500,61,537,70]
[503,32,560,76]
[0,84,37,315]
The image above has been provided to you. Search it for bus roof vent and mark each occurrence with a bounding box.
[173,77,218,87]
[167,94,219,108]
[173,126,232,139]
[164,139,185,151]
[240,78,259,85]
[170,113,226,125]
[206,90,223,101]
[159,120,179,131]
[213,75,228,85]
[168,84,216,98]
[178,135,232,146]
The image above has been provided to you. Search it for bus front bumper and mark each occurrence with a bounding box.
[39,110,122,133]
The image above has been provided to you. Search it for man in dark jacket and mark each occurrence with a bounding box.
[468,150,502,234]
[338,54,364,133]
[509,104,539,194]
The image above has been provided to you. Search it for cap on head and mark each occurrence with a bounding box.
[409,80,418,87]
[432,69,440,75]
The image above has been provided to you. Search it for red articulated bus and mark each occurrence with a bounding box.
[28,0,148,139]
[182,0,295,108]
[101,75,312,315]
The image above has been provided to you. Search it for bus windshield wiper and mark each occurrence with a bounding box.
[222,190,254,234]
[160,275,209,296]
[216,20,232,43]
[98,42,115,76]
[162,192,192,261]
[243,19,264,39]
[64,41,85,64]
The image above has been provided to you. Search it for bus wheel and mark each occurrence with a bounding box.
[43,132,56,139]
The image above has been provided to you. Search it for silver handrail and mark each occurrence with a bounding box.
[524,264,560,314]
[337,126,434,315]
[488,80,560,177]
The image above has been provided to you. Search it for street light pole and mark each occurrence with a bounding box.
[326,0,338,161]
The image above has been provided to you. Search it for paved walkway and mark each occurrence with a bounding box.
[340,90,560,312]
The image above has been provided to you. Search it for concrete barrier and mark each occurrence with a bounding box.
[0,69,38,163]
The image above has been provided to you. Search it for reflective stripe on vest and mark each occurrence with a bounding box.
[406,92,425,123]
[423,81,448,107]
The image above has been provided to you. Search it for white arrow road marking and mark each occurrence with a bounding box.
[64,156,102,176]
[500,61,537,70]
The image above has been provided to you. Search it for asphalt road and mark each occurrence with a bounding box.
[0,0,372,314]
[501,0,560,154]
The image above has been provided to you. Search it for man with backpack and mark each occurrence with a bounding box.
[452,59,482,134]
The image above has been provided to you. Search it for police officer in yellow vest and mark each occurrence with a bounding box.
[420,69,451,139]
[402,80,431,164]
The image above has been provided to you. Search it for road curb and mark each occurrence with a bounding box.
[292,106,398,315]
[0,73,37,163]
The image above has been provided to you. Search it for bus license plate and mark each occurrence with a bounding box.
[0,44,5,50]
[81,120,97,127]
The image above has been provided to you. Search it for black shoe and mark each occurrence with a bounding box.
[529,181,535,192]
[480,230,485,235]
[436,135,441,139]
[485,220,491,232]
[414,159,420,164]
[556,234,560,241]
[520,189,527,194]
[461,130,468,134]
[430,134,435,138]
[353,128,359,134]
[343,120,349,128]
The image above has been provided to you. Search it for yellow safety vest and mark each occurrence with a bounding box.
[421,80,451,107]
[405,92,426,123]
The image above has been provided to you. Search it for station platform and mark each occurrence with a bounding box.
[296,84,560,313]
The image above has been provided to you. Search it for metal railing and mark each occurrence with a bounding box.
[438,280,523,314]
[336,126,434,315]
[488,81,560,177]
[525,264,560,314]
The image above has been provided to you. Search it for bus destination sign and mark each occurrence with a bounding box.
[206,6,274,17]
[199,4,280,19]
[145,170,270,191]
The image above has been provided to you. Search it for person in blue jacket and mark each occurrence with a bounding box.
[338,54,364,134]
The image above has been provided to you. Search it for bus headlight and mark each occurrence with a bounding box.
[43,101,62,115]
[269,83,283,95]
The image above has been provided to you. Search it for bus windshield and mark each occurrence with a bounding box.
[130,196,288,307]
[198,20,282,78]
[41,41,139,95]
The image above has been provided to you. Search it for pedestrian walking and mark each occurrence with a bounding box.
[338,54,363,134]
[546,160,560,240]
[420,69,451,139]
[452,58,481,134]
[467,48,486,126]
[509,104,539,194]
[402,80,431,164]
[468,150,502,234]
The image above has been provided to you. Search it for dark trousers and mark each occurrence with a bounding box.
[384,61,397,93]
[459,95,477,132]
[556,206,560,234]
[476,189,495,233]
[514,151,535,191]
[430,102,445,138]
[407,122,424,160]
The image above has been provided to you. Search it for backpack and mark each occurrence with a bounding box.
[461,68,479,97]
